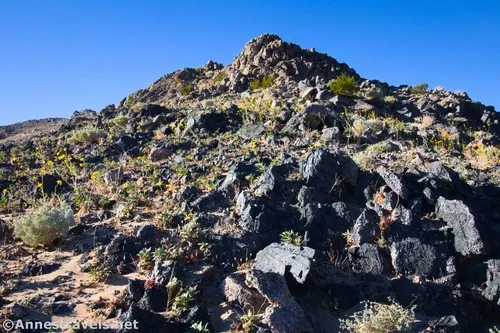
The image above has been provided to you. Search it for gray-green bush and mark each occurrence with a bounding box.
[14,200,75,246]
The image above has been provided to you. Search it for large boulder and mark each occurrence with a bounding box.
[252,242,315,284]
[352,209,379,245]
[390,237,439,277]
[483,259,500,305]
[300,149,359,197]
[435,197,486,257]
[350,243,389,276]
[246,243,316,333]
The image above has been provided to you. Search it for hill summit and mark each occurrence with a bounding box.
[0,34,499,332]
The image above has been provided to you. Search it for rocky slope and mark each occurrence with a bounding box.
[0,34,499,333]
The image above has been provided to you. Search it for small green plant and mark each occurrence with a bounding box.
[180,221,204,243]
[280,230,304,247]
[14,200,75,247]
[138,248,154,270]
[188,322,211,333]
[340,299,415,333]
[69,128,106,145]
[88,265,110,283]
[489,326,500,333]
[329,73,359,96]
[170,285,198,316]
[240,310,259,333]
[411,83,429,95]
[343,230,355,246]
[153,247,169,263]
[249,75,274,90]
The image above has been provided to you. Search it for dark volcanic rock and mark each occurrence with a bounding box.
[21,262,60,276]
[435,197,486,257]
[352,209,379,245]
[119,305,188,333]
[377,168,410,200]
[300,148,359,197]
[351,243,389,275]
[390,237,439,277]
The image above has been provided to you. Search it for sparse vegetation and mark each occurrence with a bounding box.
[280,230,304,247]
[69,127,106,144]
[329,73,359,96]
[411,83,429,95]
[340,299,415,333]
[249,75,274,90]
[88,265,110,283]
[13,200,75,247]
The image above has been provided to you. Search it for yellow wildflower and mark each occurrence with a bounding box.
[124,183,130,189]
[2,189,8,195]
[250,141,257,150]
[58,154,66,161]
[37,182,43,189]
[56,180,63,186]
[46,160,54,167]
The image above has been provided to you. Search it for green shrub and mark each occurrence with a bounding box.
[179,83,193,96]
[329,73,359,96]
[69,128,106,144]
[411,83,429,95]
[213,72,227,83]
[249,75,274,90]
[341,299,415,333]
[111,115,129,128]
[14,200,75,247]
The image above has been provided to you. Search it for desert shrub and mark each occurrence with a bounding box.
[411,83,429,95]
[69,127,106,144]
[329,73,359,96]
[341,299,415,333]
[464,139,500,170]
[111,115,129,128]
[179,83,193,96]
[213,72,227,83]
[14,200,75,246]
[249,75,274,90]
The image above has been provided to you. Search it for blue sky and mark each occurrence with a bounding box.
[0,1,499,126]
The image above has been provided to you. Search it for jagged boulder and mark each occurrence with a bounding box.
[246,243,315,333]
[231,34,358,83]
[300,148,359,197]
[352,209,379,245]
[435,197,486,257]
[484,259,500,305]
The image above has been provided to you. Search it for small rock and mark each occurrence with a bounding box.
[321,127,340,141]
[238,124,266,140]
[149,146,173,161]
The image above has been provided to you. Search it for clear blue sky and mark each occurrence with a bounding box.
[0,1,499,126]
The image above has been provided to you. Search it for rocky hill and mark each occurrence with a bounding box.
[0,34,499,333]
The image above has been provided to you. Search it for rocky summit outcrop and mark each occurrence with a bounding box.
[0,34,499,332]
